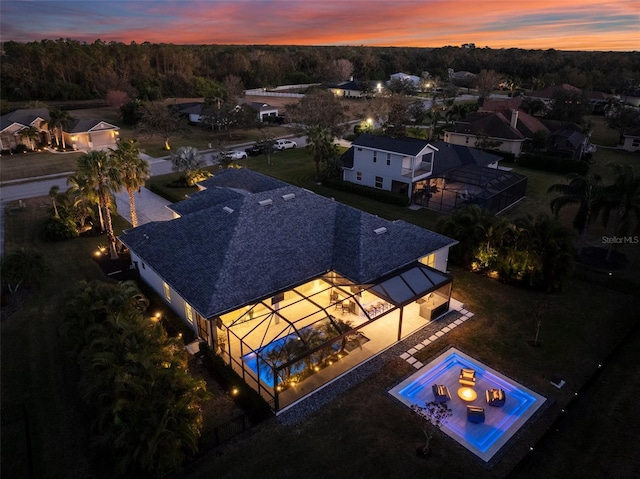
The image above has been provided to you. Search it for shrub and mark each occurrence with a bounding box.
[321,177,411,206]
[42,215,78,241]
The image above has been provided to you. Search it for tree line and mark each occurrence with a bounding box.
[1,40,639,103]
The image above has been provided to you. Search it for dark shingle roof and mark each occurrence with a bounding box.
[197,168,288,193]
[169,187,245,216]
[67,119,118,133]
[121,170,455,318]
[446,112,525,140]
[352,134,431,156]
[0,108,49,131]
[429,141,501,175]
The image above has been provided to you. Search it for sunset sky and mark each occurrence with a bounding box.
[1,0,638,51]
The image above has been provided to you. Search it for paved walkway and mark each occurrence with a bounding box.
[114,187,174,226]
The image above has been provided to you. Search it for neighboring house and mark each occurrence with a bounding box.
[326,80,367,98]
[65,119,120,151]
[119,168,458,412]
[389,72,421,86]
[621,127,640,152]
[447,68,477,83]
[540,119,589,160]
[444,110,533,157]
[524,83,615,114]
[341,134,526,213]
[0,108,119,152]
[249,102,279,121]
[174,101,278,123]
[0,108,50,152]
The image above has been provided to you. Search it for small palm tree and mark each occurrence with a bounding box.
[47,108,72,149]
[548,172,605,254]
[109,139,150,227]
[1,247,49,293]
[67,173,103,232]
[18,125,40,150]
[306,125,336,181]
[49,185,60,218]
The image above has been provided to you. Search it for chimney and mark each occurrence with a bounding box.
[510,109,518,129]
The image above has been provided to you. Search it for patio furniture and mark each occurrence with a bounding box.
[432,384,451,403]
[467,405,485,423]
[486,388,506,407]
[459,368,476,386]
[342,300,352,314]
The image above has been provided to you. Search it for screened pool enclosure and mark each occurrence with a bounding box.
[215,263,452,412]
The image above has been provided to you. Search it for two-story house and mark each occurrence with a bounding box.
[342,134,526,214]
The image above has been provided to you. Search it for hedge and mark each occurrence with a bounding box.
[517,153,589,176]
[321,177,411,206]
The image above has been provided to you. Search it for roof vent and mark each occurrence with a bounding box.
[374,227,387,235]
[223,206,234,214]
[258,199,273,206]
[282,193,296,201]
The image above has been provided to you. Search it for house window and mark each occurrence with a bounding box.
[632,139,640,147]
[185,303,194,323]
[163,282,171,302]
[465,136,469,144]
[356,171,362,181]
[386,156,391,166]
[141,262,145,269]
[357,147,362,151]
[373,151,377,163]
[375,176,383,188]
[421,253,436,268]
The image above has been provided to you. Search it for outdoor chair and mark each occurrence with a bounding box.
[459,368,476,387]
[467,405,485,424]
[432,384,451,403]
[486,388,506,407]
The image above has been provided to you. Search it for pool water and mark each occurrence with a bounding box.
[389,348,546,462]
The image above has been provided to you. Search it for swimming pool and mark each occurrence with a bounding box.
[389,348,546,462]
[242,332,305,387]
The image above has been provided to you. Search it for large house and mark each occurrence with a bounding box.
[524,83,616,114]
[0,108,119,152]
[119,168,457,412]
[326,80,367,98]
[174,101,279,123]
[341,134,526,213]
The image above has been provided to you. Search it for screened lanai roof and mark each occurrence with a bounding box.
[439,164,527,199]
[370,263,451,307]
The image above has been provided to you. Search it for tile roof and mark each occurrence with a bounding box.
[120,170,455,318]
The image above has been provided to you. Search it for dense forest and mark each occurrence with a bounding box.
[1,40,639,103]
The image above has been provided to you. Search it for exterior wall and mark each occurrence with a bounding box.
[344,146,433,194]
[420,245,452,272]
[444,131,523,157]
[130,251,199,335]
[329,88,363,98]
[66,129,119,151]
[622,135,640,152]
[258,109,278,121]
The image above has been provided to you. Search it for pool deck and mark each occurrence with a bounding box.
[389,347,546,462]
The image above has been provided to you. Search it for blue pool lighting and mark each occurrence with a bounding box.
[389,348,546,462]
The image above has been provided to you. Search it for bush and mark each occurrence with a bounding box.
[41,215,78,241]
[321,177,411,206]
[200,346,273,422]
[517,153,589,176]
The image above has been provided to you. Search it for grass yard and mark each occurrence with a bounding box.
[588,115,620,147]
[0,150,82,183]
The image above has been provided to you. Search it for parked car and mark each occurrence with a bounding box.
[221,150,248,160]
[244,144,263,156]
[274,139,297,150]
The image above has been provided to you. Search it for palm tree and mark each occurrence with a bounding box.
[67,173,103,232]
[437,204,495,267]
[306,125,335,181]
[516,213,576,292]
[18,125,40,150]
[599,164,640,261]
[1,247,48,293]
[47,108,72,149]
[547,172,605,254]
[109,139,150,227]
[49,185,60,218]
[75,151,122,258]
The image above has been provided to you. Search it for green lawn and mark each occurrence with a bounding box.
[0,150,83,183]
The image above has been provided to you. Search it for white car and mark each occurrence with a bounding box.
[222,150,248,160]
[274,139,297,151]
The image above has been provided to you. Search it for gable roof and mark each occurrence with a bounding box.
[67,119,119,134]
[0,108,49,132]
[527,83,581,100]
[352,133,433,156]
[250,102,278,112]
[446,112,525,140]
[120,170,455,318]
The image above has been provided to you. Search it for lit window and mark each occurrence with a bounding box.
[421,254,435,267]
[163,282,171,302]
[375,176,383,188]
[356,171,362,181]
[185,303,194,323]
